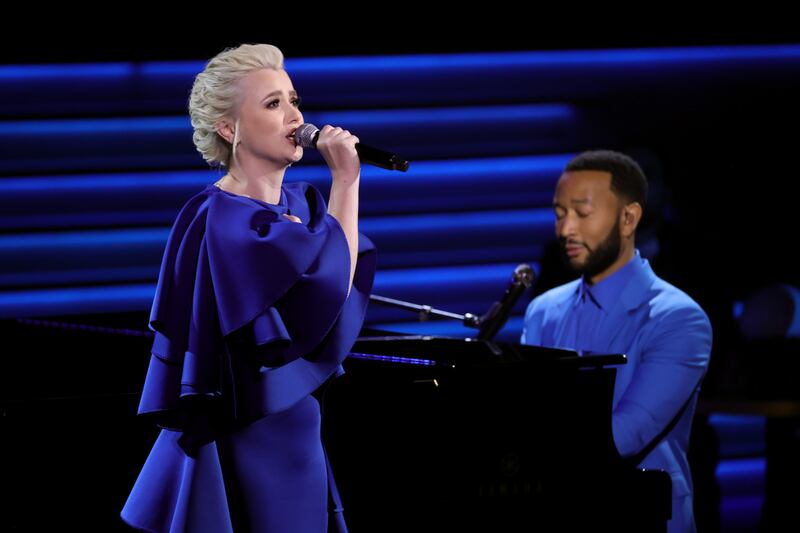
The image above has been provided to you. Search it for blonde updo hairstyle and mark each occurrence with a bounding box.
[189,44,285,168]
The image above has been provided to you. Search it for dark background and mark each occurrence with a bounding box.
[2,19,798,531]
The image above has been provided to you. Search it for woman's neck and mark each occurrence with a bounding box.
[218,162,285,204]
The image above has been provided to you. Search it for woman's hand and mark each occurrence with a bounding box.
[282,214,302,223]
[315,125,360,183]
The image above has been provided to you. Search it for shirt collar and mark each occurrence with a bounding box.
[574,249,646,311]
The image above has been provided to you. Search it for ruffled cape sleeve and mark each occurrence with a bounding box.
[137,182,376,453]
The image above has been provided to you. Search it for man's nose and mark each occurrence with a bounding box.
[557,215,577,238]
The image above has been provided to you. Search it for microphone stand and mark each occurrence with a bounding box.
[368,294,482,328]
[367,264,535,342]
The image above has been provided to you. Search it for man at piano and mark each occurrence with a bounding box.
[520,150,712,533]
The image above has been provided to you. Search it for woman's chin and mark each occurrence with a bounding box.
[287,146,304,165]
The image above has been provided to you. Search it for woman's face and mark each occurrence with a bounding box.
[229,68,305,168]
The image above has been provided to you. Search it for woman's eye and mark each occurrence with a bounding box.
[266,97,302,109]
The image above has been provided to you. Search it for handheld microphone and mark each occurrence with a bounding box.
[295,123,409,172]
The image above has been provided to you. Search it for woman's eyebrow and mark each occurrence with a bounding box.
[261,90,298,101]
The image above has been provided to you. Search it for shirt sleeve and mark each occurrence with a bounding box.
[611,301,712,458]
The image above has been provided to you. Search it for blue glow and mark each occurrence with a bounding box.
[373,316,526,340]
[1,116,189,135]
[0,154,570,191]
[0,170,212,191]
[349,352,437,366]
[6,44,800,80]
[138,61,206,76]
[785,284,800,338]
[0,284,153,304]
[709,413,766,430]
[362,208,553,233]
[717,458,766,530]
[0,228,166,249]
[374,263,536,288]
[285,45,800,71]
[1,103,572,136]
[0,63,134,79]
[382,154,573,176]
[720,495,763,531]
[0,283,157,320]
[309,103,577,126]
[5,45,799,82]
[708,414,766,457]
[716,457,766,479]
[0,105,574,135]
[0,210,547,248]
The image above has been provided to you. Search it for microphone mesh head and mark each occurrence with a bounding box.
[295,123,320,148]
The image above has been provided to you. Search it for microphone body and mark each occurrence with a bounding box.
[295,123,409,172]
[476,264,535,341]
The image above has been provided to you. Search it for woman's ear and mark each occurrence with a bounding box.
[216,119,235,145]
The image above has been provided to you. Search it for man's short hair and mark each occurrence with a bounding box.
[565,150,648,211]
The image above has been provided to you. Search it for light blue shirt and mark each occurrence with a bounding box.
[559,252,641,355]
[521,249,712,533]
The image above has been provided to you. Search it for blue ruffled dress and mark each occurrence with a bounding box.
[121,182,377,532]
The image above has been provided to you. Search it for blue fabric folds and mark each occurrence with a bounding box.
[137,181,377,452]
[123,182,373,531]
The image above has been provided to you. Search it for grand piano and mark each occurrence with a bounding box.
[0,262,673,531]
[320,330,673,532]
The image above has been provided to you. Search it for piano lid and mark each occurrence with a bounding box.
[350,332,627,369]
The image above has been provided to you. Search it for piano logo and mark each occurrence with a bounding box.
[475,451,544,499]
[499,451,521,477]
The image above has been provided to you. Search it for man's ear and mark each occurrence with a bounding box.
[622,202,643,237]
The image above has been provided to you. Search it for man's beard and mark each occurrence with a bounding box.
[559,217,622,282]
